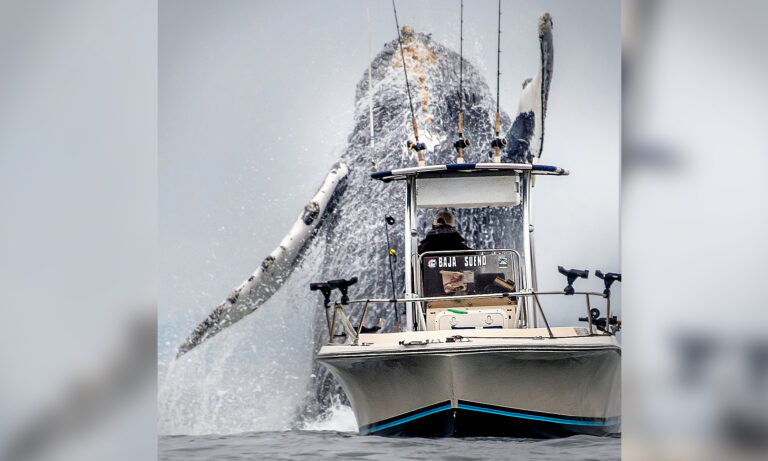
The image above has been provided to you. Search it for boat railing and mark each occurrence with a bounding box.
[322,289,618,345]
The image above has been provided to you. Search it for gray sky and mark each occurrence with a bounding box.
[159,0,620,358]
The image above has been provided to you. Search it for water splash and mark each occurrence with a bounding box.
[159,242,327,435]
[299,395,357,433]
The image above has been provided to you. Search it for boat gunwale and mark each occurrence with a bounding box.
[316,342,622,361]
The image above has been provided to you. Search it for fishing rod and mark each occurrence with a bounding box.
[453,0,470,164]
[383,215,401,332]
[392,0,426,166]
[491,0,507,163]
[367,5,376,172]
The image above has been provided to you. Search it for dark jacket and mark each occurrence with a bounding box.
[418,225,470,254]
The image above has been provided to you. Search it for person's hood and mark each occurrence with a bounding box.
[427,225,465,240]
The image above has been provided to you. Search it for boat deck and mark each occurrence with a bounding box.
[318,327,619,359]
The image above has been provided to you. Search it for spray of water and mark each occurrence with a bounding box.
[159,242,326,435]
[299,395,357,433]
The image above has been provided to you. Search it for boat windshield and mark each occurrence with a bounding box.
[419,249,521,298]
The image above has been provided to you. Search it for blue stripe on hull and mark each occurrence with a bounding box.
[360,403,453,435]
[359,401,619,437]
[457,403,617,427]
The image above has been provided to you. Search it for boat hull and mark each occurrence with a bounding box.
[317,331,620,437]
[356,400,619,437]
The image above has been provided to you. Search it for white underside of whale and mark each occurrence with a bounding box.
[176,162,348,357]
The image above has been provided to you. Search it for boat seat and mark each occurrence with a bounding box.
[423,298,518,331]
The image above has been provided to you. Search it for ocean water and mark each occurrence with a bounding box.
[159,401,620,460]
[159,431,620,460]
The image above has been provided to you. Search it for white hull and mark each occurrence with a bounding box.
[317,327,620,437]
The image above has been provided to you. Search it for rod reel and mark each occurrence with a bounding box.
[491,138,508,149]
[407,140,427,151]
[453,107,470,163]
[454,139,471,150]
[453,138,470,163]
[407,140,427,166]
[579,307,621,333]
[487,137,507,162]
[579,308,600,324]
[557,266,588,295]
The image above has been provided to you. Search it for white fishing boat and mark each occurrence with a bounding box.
[314,161,621,437]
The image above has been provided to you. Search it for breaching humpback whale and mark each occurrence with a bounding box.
[175,15,555,372]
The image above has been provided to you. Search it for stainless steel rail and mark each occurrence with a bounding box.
[346,290,604,304]
[322,289,615,344]
[344,290,615,337]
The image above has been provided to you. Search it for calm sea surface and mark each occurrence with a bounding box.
[159,431,620,460]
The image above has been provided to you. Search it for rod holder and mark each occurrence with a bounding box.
[310,277,358,305]
[309,282,333,307]
[557,266,588,295]
[328,277,358,305]
[595,270,621,298]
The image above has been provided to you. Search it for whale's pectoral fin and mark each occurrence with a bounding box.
[505,12,554,163]
[175,162,349,358]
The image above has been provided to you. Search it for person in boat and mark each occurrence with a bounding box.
[418,211,471,254]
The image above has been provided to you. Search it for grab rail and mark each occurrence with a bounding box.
[346,290,618,337]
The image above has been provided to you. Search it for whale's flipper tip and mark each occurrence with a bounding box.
[504,13,555,163]
[539,12,554,36]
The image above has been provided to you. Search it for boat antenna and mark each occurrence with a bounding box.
[490,0,507,163]
[367,5,376,172]
[453,0,470,164]
[392,0,426,166]
[384,215,401,332]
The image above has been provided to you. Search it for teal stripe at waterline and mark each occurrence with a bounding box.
[457,404,617,427]
[364,404,453,434]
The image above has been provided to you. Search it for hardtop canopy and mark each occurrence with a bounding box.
[371,162,568,209]
[370,162,568,182]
